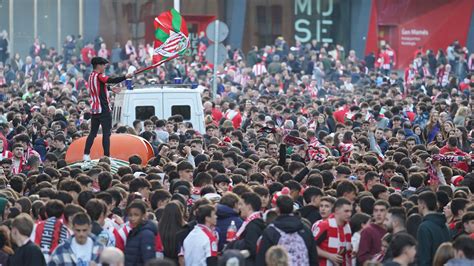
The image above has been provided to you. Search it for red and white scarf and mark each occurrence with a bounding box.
[236,212,262,238]
[197,224,218,257]
[338,142,354,163]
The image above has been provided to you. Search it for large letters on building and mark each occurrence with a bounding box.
[294,0,349,47]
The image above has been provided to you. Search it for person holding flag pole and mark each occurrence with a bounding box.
[82,8,189,168]
[82,57,134,168]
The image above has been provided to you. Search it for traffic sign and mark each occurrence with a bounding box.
[205,20,229,100]
[206,20,229,43]
[205,43,227,65]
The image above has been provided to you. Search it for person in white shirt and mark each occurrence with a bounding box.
[183,204,218,266]
[49,213,104,266]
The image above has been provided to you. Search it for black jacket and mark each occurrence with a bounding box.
[125,220,158,266]
[297,205,322,225]
[416,213,450,266]
[8,240,46,266]
[227,218,266,266]
[256,214,318,265]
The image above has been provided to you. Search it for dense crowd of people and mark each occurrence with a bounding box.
[0,30,473,266]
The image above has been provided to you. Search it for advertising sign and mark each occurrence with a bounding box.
[368,0,474,69]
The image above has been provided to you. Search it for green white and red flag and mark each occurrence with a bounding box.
[135,8,189,74]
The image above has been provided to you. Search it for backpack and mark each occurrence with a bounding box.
[270,224,309,266]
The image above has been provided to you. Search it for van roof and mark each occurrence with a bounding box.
[121,84,203,94]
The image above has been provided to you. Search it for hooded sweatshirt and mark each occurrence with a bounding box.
[297,205,322,225]
[215,204,243,250]
[416,213,450,266]
[256,214,318,265]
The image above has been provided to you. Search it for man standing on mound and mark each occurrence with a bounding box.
[83,57,133,167]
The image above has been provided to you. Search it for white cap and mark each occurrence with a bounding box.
[203,193,222,203]
[133,172,146,178]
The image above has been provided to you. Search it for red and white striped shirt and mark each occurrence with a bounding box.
[252,63,267,76]
[313,215,352,266]
[113,222,131,251]
[88,71,111,114]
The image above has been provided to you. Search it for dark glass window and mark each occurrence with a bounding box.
[171,105,191,120]
[135,106,155,120]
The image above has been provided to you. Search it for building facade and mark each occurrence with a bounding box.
[1,0,473,69]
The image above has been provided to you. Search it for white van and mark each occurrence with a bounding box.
[112,84,205,133]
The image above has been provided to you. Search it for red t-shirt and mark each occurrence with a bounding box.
[81,47,96,65]
[212,108,223,122]
[334,107,349,124]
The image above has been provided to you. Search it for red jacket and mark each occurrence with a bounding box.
[212,108,223,123]
[333,106,349,124]
[405,111,416,122]
[81,47,96,65]
[376,51,391,69]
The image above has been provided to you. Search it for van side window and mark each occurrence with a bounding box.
[136,106,155,120]
[171,105,191,120]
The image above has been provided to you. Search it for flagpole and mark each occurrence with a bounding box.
[134,57,173,75]
[174,0,180,12]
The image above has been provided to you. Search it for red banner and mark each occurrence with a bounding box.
[366,0,474,69]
